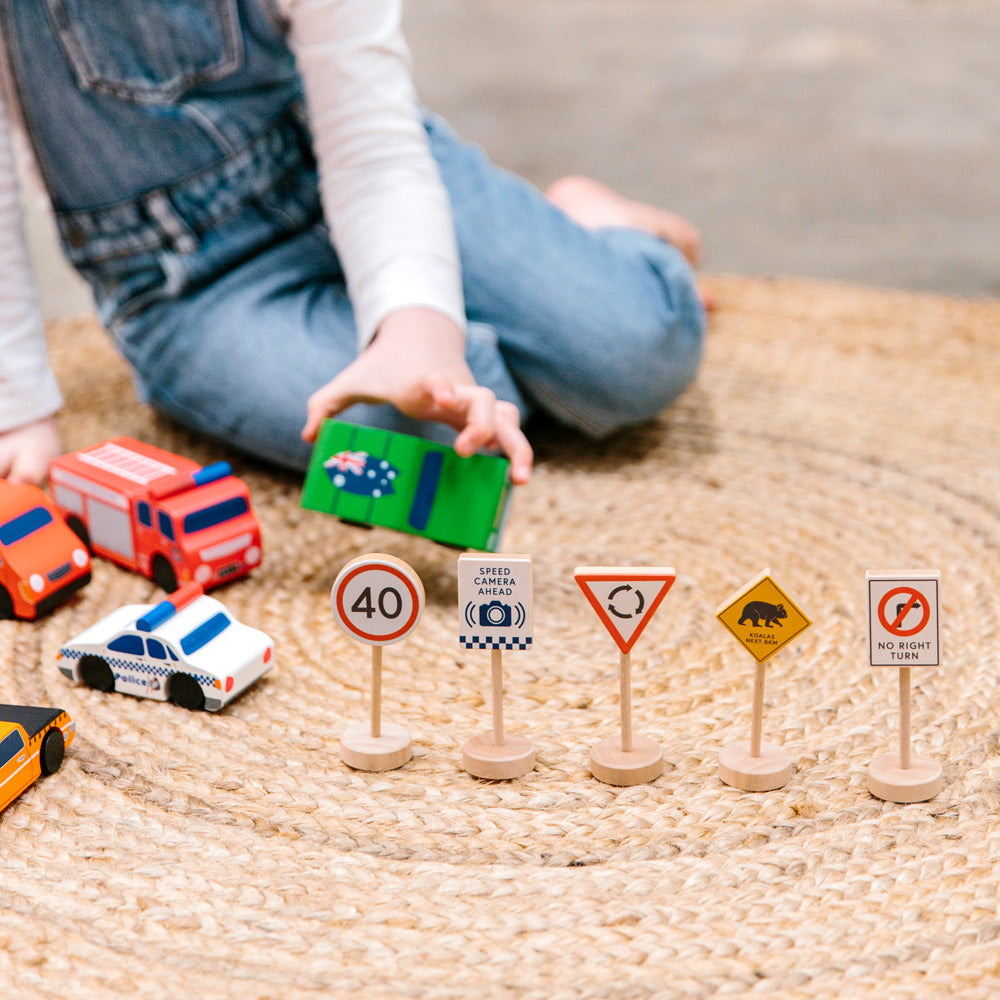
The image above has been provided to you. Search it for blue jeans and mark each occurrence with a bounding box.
[3,0,703,471]
[111,115,704,470]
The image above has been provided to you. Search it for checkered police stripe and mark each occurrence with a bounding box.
[59,647,213,687]
[459,635,532,651]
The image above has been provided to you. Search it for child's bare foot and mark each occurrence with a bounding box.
[545,174,703,267]
[546,175,714,310]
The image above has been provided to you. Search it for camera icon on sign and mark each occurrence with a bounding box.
[479,601,512,627]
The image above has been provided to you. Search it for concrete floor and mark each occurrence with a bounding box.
[20,0,999,319]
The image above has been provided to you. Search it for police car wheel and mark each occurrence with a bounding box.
[152,555,179,593]
[40,728,65,775]
[0,586,12,620]
[168,673,205,712]
[79,654,115,693]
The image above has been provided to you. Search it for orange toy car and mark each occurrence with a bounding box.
[0,704,75,813]
[0,481,92,620]
[49,437,262,593]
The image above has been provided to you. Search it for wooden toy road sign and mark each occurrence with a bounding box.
[457,553,535,780]
[575,566,675,787]
[714,569,809,792]
[331,554,424,772]
[331,554,424,646]
[867,572,940,667]
[865,570,943,802]
[458,554,533,651]
[715,569,811,663]
[574,567,676,654]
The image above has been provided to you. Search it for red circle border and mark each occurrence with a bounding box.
[334,561,423,644]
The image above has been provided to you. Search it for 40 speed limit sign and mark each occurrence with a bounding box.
[331,554,425,646]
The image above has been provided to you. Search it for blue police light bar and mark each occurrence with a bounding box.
[137,600,175,633]
[136,582,204,632]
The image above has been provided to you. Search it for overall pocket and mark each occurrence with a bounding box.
[46,0,242,104]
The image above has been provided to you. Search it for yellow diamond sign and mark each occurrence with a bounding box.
[716,569,812,663]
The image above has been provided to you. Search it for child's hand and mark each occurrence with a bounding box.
[0,415,61,485]
[302,308,533,484]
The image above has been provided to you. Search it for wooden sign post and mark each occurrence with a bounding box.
[866,571,943,802]
[574,566,676,786]
[331,554,424,771]
[715,569,811,791]
[458,554,535,779]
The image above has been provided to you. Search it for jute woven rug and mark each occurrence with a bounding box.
[2,275,998,998]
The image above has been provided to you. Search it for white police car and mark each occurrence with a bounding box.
[57,583,273,711]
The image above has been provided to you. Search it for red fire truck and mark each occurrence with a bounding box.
[48,438,262,593]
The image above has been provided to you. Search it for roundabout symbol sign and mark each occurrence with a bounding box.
[574,567,676,655]
[607,584,645,620]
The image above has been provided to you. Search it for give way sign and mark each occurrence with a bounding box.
[574,566,676,655]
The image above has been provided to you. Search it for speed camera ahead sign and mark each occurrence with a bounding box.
[458,554,533,651]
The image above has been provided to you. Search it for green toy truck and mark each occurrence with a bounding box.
[301,420,513,552]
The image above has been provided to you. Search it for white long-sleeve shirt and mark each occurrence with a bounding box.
[0,0,464,433]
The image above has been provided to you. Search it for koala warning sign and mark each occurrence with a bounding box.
[458,554,532,651]
[716,569,812,663]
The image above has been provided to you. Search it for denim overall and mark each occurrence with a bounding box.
[2,0,703,469]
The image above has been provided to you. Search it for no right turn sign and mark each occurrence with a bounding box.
[867,571,940,667]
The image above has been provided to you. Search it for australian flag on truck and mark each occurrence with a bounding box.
[323,451,398,499]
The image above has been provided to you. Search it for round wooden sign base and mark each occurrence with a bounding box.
[718,741,794,792]
[867,752,942,803]
[462,732,535,780]
[590,733,663,786]
[340,722,412,772]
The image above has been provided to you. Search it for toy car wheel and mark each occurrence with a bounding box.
[0,586,12,620]
[40,728,65,775]
[79,654,115,693]
[152,555,179,593]
[65,515,91,550]
[168,673,205,712]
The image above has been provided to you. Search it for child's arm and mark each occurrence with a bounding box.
[0,74,63,483]
[285,0,463,348]
[285,0,532,480]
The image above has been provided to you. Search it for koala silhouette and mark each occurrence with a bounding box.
[738,601,787,628]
